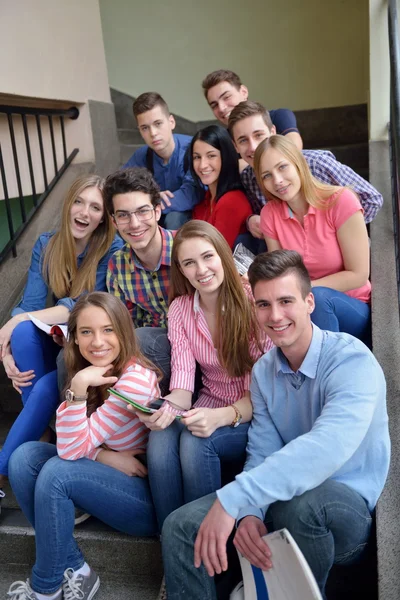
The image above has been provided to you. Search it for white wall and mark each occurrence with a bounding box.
[100,0,369,122]
[0,0,112,198]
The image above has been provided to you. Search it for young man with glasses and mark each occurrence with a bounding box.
[104,167,174,391]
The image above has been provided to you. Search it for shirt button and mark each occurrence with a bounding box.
[152,274,157,279]
[159,297,164,302]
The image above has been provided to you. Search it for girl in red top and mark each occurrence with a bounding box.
[191,125,252,248]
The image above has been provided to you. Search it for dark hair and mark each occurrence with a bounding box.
[248,250,312,299]
[228,101,273,138]
[189,125,243,201]
[103,167,161,214]
[133,92,169,119]
[202,69,242,98]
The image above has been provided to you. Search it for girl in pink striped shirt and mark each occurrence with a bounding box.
[6,292,160,600]
[137,221,273,530]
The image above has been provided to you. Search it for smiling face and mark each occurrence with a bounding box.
[253,272,314,361]
[75,306,121,367]
[232,115,276,167]
[136,106,176,157]
[112,191,161,252]
[177,237,224,297]
[192,140,222,193]
[259,147,302,203]
[69,186,104,245]
[207,82,248,126]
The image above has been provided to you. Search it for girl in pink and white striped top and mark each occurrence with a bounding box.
[6,293,160,598]
[137,221,273,529]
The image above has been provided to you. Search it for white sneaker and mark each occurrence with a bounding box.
[0,489,5,516]
[7,579,62,599]
[156,576,167,600]
[62,567,100,600]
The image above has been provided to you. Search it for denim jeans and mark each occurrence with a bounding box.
[161,480,373,600]
[160,210,192,230]
[0,322,60,477]
[134,327,171,396]
[147,420,249,529]
[311,286,371,345]
[8,442,158,594]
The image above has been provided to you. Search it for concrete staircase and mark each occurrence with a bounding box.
[0,395,163,598]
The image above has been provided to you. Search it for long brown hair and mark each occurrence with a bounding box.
[169,221,260,378]
[42,174,115,299]
[64,292,159,414]
[254,135,342,209]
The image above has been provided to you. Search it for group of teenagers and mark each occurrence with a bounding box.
[0,68,390,600]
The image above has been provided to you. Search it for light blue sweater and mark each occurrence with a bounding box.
[217,325,390,521]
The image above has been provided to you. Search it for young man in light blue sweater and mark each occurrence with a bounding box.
[161,250,390,600]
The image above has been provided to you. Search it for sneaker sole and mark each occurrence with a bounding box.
[87,575,100,600]
[74,513,91,526]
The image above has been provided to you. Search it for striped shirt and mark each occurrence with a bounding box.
[241,150,383,224]
[56,360,160,461]
[106,227,174,329]
[168,289,274,409]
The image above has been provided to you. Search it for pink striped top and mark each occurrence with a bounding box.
[56,360,160,461]
[168,288,273,409]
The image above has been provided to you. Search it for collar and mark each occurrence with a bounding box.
[275,324,323,378]
[283,203,316,220]
[128,227,173,272]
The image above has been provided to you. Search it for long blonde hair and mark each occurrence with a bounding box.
[169,221,260,378]
[64,292,159,415]
[254,135,342,209]
[42,174,115,299]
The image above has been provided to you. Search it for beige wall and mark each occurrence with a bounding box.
[369,0,390,141]
[100,0,369,122]
[0,0,112,198]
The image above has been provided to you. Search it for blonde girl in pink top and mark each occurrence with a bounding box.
[136,221,273,530]
[255,135,371,345]
[5,292,160,600]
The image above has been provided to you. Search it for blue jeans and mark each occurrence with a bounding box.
[162,480,373,600]
[0,322,60,477]
[311,286,371,345]
[134,327,171,396]
[8,442,158,594]
[147,420,249,529]
[160,210,192,230]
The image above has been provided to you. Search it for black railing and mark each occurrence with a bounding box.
[388,0,400,318]
[0,104,79,262]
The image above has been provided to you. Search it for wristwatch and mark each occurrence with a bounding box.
[230,405,243,428]
[65,389,88,403]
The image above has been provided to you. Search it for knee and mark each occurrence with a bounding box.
[11,320,37,348]
[180,429,213,469]
[312,286,335,308]
[163,211,191,230]
[147,427,179,467]
[9,441,46,480]
[162,503,197,548]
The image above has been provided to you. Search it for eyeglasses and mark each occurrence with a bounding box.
[113,207,155,224]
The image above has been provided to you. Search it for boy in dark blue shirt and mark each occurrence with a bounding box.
[202,69,303,150]
[124,92,201,229]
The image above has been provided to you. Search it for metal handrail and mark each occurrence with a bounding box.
[0,103,79,262]
[388,0,400,318]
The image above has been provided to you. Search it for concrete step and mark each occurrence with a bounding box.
[0,508,162,584]
[118,128,143,145]
[120,144,142,166]
[0,377,22,413]
[0,565,160,599]
[325,142,369,171]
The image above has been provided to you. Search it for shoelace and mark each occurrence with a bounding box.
[7,580,36,600]
[62,569,85,600]
[0,489,5,498]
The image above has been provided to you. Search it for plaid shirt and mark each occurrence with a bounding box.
[241,149,383,225]
[106,227,174,329]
